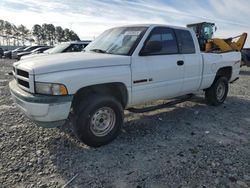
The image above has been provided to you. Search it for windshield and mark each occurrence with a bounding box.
[85,26,148,55]
[13,47,25,52]
[201,24,214,40]
[48,43,70,54]
[43,48,52,53]
[31,48,41,53]
[23,47,33,52]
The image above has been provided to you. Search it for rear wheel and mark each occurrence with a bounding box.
[72,94,123,147]
[205,77,228,106]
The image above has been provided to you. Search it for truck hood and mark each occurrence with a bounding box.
[14,52,131,75]
[21,53,48,60]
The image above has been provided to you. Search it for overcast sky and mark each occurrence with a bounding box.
[0,0,250,47]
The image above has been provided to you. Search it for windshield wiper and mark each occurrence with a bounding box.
[90,49,107,53]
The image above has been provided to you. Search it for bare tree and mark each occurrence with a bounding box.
[18,24,29,46]
[69,30,80,41]
[4,21,12,46]
[42,24,56,45]
[32,24,43,45]
[0,19,81,47]
[47,24,55,45]
[55,26,64,43]
[0,20,4,45]
[62,28,70,41]
[12,24,20,46]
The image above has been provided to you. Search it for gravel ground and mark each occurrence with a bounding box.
[0,58,250,188]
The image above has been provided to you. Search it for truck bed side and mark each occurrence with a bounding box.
[199,52,241,90]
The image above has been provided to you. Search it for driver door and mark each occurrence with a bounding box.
[131,27,184,104]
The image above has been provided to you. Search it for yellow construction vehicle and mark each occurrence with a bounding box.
[187,22,249,66]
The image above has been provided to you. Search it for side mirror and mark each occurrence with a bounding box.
[140,41,162,56]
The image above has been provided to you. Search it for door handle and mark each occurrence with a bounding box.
[177,60,184,66]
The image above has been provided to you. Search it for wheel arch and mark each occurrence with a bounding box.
[71,82,129,110]
[215,66,232,81]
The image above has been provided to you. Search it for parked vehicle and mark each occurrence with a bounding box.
[10,47,26,58]
[32,46,52,54]
[0,47,3,58]
[10,24,241,147]
[4,47,23,59]
[21,41,91,60]
[241,48,250,67]
[3,50,12,59]
[2,47,27,59]
[12,46,46,59]
[16,46,51,60]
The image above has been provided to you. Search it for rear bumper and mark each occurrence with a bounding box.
[9,80,73,128]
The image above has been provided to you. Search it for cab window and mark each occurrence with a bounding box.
[145,27,178,55]
[175,29,196,54]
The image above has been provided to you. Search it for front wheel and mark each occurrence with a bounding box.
[72,94,124,147]
[205,77,229,106]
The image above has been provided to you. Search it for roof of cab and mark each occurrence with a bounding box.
[116,24,190,30]
[60,41,91,45]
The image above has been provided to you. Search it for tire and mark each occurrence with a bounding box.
[72,94,124,147]
[205,77,229,106]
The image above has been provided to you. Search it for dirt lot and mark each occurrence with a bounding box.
[0,58,250,188]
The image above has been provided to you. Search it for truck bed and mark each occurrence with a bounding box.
[200,51,241,90]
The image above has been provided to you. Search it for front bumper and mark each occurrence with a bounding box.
[11,53,18,59]
[9,80,73,128]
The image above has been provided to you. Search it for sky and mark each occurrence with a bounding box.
[0,0,250,47]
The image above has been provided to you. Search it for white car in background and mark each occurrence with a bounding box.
[20,41,91,60]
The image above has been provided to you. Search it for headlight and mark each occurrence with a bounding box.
[35,82,68,95]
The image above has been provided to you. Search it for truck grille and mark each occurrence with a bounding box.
[17,79,29,88]
[13,66,32,92]
[17,69,29,78]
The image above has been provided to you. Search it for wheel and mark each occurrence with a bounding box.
[205,77,228,106]
[72,94,124,147]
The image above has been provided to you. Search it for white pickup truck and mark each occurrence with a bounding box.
[9,24,241,147]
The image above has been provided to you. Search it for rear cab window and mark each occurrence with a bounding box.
[175,29,196,54]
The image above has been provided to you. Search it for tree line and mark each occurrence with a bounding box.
[0,19,80,47]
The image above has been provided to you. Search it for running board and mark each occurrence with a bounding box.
[127,94,194,113]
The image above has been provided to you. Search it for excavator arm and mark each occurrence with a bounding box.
[207,33,247,52]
